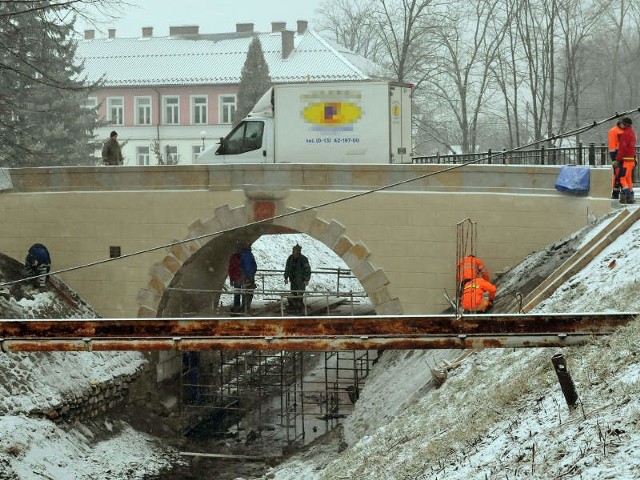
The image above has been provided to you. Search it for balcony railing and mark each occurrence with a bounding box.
[411,143,640,167]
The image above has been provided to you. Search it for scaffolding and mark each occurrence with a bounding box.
[177,268,378,447]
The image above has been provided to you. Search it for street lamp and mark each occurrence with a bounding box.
[200,130,207,149]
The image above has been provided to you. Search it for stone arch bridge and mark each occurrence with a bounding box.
[0,164,611,319]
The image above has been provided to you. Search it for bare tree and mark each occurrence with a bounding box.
[555,0,608,142]
[425,0,510,153]
[375,0,439,85]
[316,0,383,60]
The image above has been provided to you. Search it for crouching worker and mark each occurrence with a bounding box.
[25,243,51,287]
[456,255,490,296]
[460,277,497,313]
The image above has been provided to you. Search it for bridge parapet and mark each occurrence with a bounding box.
[3,164,611,198]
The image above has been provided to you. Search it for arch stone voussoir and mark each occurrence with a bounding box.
[376,298,403,315]
[162,254,183,274]
[276,207,319,234]
[214,204,247,230]
[332,236,355,257]
[311,219,346,249]
[149,262,173,289]
[168,241,191,262]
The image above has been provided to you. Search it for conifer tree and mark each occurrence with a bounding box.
[233,36,272,124]
[0,1,100,167]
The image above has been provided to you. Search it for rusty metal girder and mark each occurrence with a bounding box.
[0,313,635,352]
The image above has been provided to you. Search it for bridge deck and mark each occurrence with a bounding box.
[0,313,635,352]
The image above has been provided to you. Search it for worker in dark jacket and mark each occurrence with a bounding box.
[284,244,311,313]
[101,130,123,165]
[24,243,51,287]
[460,277,497,313]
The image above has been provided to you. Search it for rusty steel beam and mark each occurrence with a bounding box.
[0,313,635,352]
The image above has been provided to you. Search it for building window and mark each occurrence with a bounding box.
[107,97,124,125]
[220,95,236,124]
[165,145,179,164]
[192,145,204,162]
[191,96,208,125]
[163,96,179,125]
[135,96,152,125]
[137,146,150,165]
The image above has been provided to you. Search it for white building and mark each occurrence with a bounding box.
[76,22,380,165]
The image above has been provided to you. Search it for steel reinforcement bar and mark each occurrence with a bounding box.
[0,313,635,352]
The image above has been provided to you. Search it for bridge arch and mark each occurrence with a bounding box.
[136,192,402,318]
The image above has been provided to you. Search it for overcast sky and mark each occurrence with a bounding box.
[78,0,325,38]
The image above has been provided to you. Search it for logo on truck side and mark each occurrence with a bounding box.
[303,102,362,129]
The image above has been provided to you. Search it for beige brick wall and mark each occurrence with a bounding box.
[0,165,612,317]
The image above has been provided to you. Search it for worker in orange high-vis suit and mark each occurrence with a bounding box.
[460,277,497,313]
[608,119,625,199]
[457,255,490,294]
[615,117,637,205]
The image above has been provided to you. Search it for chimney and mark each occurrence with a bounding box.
[297,20,308,35]
[142,26,153,38]
[281,30,294,59]
[169,25,199,36]
[108,28,116,38]
[271,21,286,33]
[84,29,95,40]
[236,23,254,33]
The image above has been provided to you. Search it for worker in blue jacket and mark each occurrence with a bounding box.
[25,243,51,287]
[239,244,257,313]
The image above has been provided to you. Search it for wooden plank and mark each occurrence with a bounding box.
[179,451,273,461]
[519,208,640,313]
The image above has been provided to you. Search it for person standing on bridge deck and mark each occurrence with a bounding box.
[608,119,625,199]
[284,244,311,314]
[616,117,637,205]
[101,130,123,165]
[227,248,242,313]
[239,243,257,314]
[456,255,490,296]
[460,277,497,313]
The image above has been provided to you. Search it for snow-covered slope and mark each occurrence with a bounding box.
[264,209,640,480]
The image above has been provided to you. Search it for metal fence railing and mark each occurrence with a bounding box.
[411,143,640,167]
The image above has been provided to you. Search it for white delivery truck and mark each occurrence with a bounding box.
[196,80,412,164]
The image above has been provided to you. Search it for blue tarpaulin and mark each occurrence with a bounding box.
[555,166,590,194]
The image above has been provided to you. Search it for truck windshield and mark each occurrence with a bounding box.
[217,121,264,155]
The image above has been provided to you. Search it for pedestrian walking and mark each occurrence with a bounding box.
[101,130,123,165]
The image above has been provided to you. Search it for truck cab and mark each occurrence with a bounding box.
[197,119,274,164]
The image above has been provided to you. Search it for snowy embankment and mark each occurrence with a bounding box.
[264,210,640,480]
[0,233,359,479]
[0,259,179,479]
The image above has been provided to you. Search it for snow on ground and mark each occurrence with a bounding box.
[0,416,178,480]
[219,233,366,309]
[0,260,175,479]
[263,206,640,480]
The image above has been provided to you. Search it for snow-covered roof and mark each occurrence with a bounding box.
[75,29,375,87]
